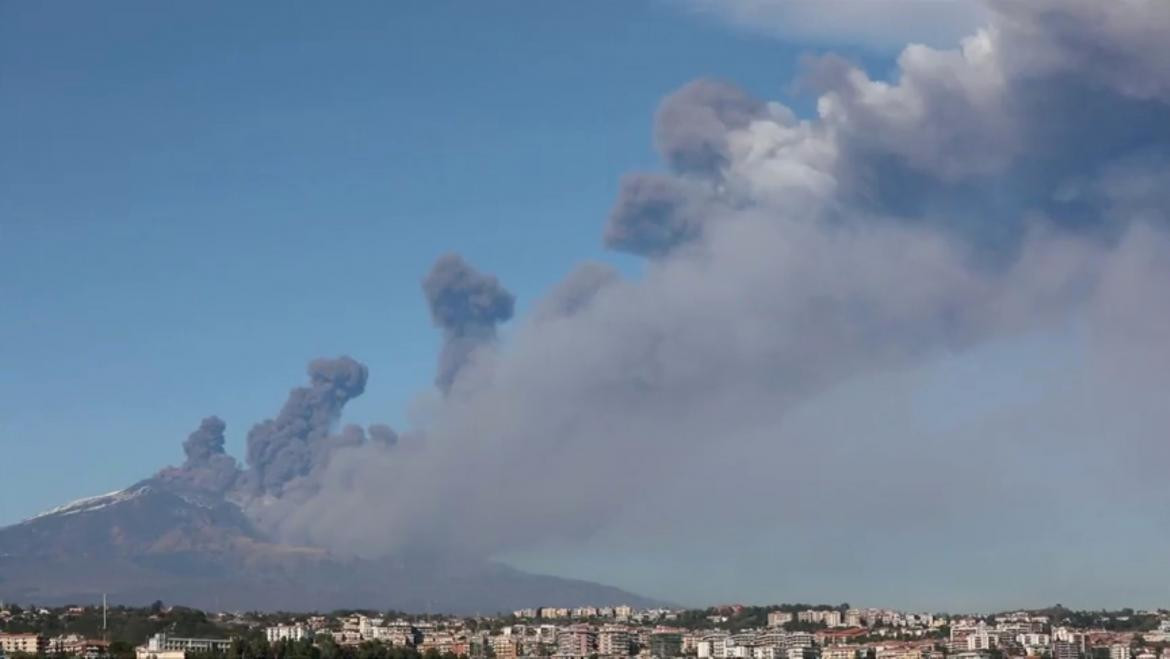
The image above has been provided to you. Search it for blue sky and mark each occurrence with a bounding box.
[0,1,885,525]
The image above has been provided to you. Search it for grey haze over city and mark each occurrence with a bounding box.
[4,0,1170,613]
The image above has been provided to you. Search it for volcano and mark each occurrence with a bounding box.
[0,479,658,613]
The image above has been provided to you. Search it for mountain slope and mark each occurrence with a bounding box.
[0,486,659,613]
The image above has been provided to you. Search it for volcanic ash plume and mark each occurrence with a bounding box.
[422,253,515,393]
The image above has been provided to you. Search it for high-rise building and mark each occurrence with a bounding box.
[598,626,632,656]
[1053,641,1081,659]
[557,625,597,657]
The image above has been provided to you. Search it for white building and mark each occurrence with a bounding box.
[1017,633,1050,653]
[267,624,313,643]
[698,633,731,659]
[137,633,231,659]
[769,612,794,627]
[1110,645,1132,659]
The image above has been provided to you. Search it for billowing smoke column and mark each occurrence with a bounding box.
[422,253,515,392]
[155,416,241,495]
[155,356,395,536]
[183,416,228,462]
[242,356,369,497]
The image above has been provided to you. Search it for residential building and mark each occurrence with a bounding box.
[137,633,231,659]
[650,632,683,659]
[1110,645,1132,659]
[491,636,518,659]
[266,624,313,643]
[598,626,631,656]
[770,613,795,627]
[785,633,814,650]
[698,633,730,659]
[822,647,858,659]
[877,647,922,659]
[0,634,47,656]
[1053,640,1081,659]
[557,625,597,657]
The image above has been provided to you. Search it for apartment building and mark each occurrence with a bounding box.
[0,634,46,656]
[598,626,631,656]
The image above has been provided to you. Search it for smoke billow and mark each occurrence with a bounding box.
[156,416,241,496]
[655,78,767,177]
[241,356,369,497]
[153,0,1170,605]
[422,253,515,392]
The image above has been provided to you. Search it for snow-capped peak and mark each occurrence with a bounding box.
[21,485,152,524]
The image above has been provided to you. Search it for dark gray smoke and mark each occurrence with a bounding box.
[243,356,369,497]
[605,174,717,257]
[155,416,241,496]
[422,253,515,392]
[654,78,766,176]
[183,416,227,462]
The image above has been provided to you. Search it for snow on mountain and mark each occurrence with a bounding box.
[21,486,150,524]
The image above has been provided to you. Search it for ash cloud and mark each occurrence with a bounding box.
[535,262,620,321]
[422,253,515,392]
[263,0,1170,605]
[604,174,719,257]
[183,416,228,462]
[654,78,767,176]
[242,356,369,497]
[155,416,241,495]
[148,0,1170,607]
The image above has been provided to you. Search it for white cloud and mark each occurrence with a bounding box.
[678,0,987,49]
